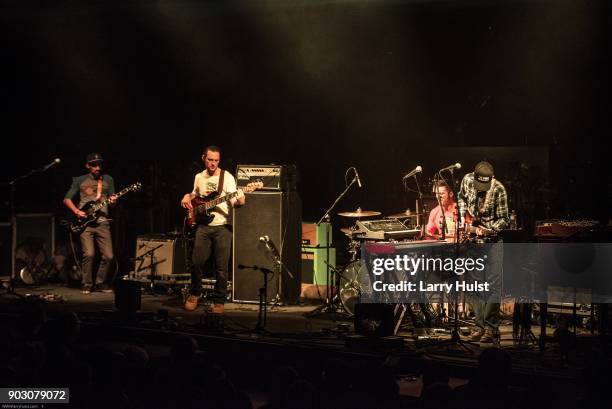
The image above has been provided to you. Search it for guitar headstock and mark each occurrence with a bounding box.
[128,182,142,192]
[244,180,264,193]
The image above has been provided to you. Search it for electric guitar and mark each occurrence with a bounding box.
[460,211,498,242]
[185,181,263,229]
[69,182,142,233]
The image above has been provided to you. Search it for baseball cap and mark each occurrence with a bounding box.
[474,161,494,191]
[86,153,104,164]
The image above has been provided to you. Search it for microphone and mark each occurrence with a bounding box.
[439,163,461,173]
[402,165,422,179]
[353,168,362,188]
[42,158,61,171]
[259,235,280,261]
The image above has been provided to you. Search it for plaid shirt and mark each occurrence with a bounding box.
[458,172,509,231]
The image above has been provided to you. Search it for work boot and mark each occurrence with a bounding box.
[211,303,225,315]
[469,327,485,341]
[480,328,495,343]
[184,295,199,311]
[97,283,113,293]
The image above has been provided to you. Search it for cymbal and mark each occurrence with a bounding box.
[337,209,381,218]
[386,211,423,219]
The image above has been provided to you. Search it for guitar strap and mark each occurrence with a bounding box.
[217,169,225,194]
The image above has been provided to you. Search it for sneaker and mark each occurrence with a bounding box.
[97,283,113,293]
[469,327,485,341]
[184,295,199,311]
[211,303,225,315]
[81,285,93,294]
[480,328,495,343]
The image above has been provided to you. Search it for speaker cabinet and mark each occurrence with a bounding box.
[134,235,187,278]
[12,213,55,280]
[233,191,302,304]
[115,279,142,313]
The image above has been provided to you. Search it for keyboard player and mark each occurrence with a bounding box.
[426,180,458,241]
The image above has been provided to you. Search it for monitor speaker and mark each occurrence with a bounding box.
[233,191,302,304]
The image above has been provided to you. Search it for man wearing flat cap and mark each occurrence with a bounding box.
[458,160,509,343]
[63,153,117,294]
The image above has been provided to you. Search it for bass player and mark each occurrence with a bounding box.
[181,146,245,314]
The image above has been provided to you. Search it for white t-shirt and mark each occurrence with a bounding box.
[192,170,237,226]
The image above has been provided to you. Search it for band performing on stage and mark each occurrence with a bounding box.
[4,3,610,408]
[39,148,565,349]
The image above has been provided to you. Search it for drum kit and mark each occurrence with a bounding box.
[333,207,425,316]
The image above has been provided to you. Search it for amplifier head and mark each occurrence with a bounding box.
[236,164,296,191]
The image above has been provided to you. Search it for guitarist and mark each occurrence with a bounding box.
[180,146,245,313]
[458,160,509,344]
[63,153,117,294]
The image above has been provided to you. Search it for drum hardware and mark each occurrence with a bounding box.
[337,208,381,218]
[335,259,364,317]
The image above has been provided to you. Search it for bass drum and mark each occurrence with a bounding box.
[339,260,367,316]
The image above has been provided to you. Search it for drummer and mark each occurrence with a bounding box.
[426,180,458,239]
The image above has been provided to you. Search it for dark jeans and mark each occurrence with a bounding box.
[191,224,232,302]
[80,222,114,286]
[469,241,503,330]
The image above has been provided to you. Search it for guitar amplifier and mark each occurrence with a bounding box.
[134,235,187,278]
[236,164,297,191]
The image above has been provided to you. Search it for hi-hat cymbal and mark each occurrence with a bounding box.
[338,209,381,218]
[386,211,423,219]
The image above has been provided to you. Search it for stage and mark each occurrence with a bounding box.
[0,282,595,391]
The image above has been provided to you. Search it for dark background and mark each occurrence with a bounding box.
[1,0,609,268]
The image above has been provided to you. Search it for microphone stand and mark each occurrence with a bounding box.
[421,170,479,352]
[433,172,449,241]
[404,172,426,236]
[306,174,359,317]
[263,239,294,308]
[3,161,58,296]
[239,264,275,333]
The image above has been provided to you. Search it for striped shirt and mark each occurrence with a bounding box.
[458,172,509,232]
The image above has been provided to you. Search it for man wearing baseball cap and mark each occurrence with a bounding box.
[63,153,117,294]
[458,160,509,343]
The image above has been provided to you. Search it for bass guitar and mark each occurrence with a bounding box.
[185,181,263,229]
[69,182,142,233]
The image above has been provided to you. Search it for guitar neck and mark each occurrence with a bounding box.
[204,190,240,210]
[89,187,131,212]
